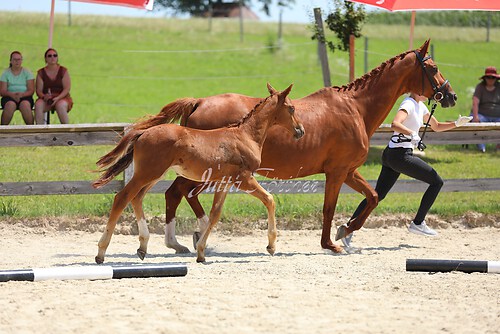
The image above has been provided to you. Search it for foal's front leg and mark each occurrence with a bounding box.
[196,190,228,263]
[238,176,277,255]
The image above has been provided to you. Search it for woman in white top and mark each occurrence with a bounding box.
[341,92,471,246]
[0,51,35,125]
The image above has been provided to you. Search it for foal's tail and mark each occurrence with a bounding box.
[131,98,199,131]
[92,130,145,189]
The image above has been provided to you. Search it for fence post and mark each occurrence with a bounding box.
[313,8,331,87]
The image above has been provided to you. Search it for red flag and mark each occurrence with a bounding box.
[346,0,500,11]
[68,0,154,10]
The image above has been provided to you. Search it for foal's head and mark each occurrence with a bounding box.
[410,39,457,108]
[267,83,305,140]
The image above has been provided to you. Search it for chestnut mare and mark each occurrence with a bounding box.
[132,39,457,254]
[93,84,304,263]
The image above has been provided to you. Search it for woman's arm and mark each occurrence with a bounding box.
[35,72,45,99]
[24,79,35,97]
[0,80,10,98]
[427,114,457,132]
[54,70,71,103]
[390,109,413,135]
[471,96,480,122]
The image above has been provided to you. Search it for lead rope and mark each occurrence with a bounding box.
[417,101,438,151]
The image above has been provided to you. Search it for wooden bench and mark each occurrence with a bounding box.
[1,122,499,196]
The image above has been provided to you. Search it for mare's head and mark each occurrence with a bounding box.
[266,83,305,140]
[410,39,457,108]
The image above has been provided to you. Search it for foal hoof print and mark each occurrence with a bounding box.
[136,249,147,260]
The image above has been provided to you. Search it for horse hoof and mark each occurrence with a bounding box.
[137,249,147,260]
[175,246,191,254]
[95,256,104,264]
[266,245,275,256]
[196,256,206,263]
[335,224,348,241]
[192,232,201,250]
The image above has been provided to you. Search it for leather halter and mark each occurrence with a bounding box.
[413,50,449,102]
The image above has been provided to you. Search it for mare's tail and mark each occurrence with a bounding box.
[131,98,199,131]
[92,130,145,188]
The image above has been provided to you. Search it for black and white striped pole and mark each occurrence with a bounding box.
[0,264,187,282]
[406,259,500,274]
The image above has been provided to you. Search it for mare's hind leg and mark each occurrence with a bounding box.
[337,169,379,239]
[96,178,145,264]
[164,177,207,253]
[130,182,158,260]
[196,190,228,263]
[238,176,277,255]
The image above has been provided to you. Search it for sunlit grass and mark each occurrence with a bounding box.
[0,12,498,222]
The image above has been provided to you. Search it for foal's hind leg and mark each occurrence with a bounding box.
[196,190,228,263]
[96,178,144,264]
[238,176,277,255]
[130,182,157,260]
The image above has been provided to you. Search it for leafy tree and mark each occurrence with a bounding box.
[154,0,295,17]
[314,0,366,52]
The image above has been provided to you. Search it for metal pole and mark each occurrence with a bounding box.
[409,11,416,50]
[278,7,283,49]
[313,8,331,87]
[364,36,368,74]
[68,0,72,27]
[48,0,55,48]
[349,34,355,82]
[239,0,244,43]
[486,12,491,43]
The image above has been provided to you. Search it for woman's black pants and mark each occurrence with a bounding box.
[350,147,443,224]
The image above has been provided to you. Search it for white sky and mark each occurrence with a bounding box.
[0,0,342,24]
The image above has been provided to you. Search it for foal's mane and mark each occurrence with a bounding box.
[332,49,412,92]
[227,93,274,128]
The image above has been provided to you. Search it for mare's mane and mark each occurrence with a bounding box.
[227,94,273,128]
[332,49,412,93]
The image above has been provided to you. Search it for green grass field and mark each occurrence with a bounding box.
[0,12,499,224]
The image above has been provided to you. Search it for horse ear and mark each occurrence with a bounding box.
[420,39,431,55]
[267,82,278,95]
[277,84,293,104]
[281,84,293,98]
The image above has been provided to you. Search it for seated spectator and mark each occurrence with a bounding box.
[471,66,500,152]
[35,48,73,124]
[0,51,35,125]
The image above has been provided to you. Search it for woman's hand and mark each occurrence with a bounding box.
[455,115,473,127]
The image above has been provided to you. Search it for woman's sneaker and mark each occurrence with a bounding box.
[408,221,438,236]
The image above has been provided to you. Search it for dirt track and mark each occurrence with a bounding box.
[0,218,499,334]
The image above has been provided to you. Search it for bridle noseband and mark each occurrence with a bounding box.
[413,50,449,102]
[410,51,450,151]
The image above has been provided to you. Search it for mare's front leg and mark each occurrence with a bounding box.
[336,169,378,240]
[320,172,346,253]
[196,190,228,263]
[238,176,277,255]
[164,178,209,253]
[130,182,157,260]
[96,178,143,264]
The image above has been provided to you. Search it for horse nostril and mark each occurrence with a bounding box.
[453,94,458,101]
